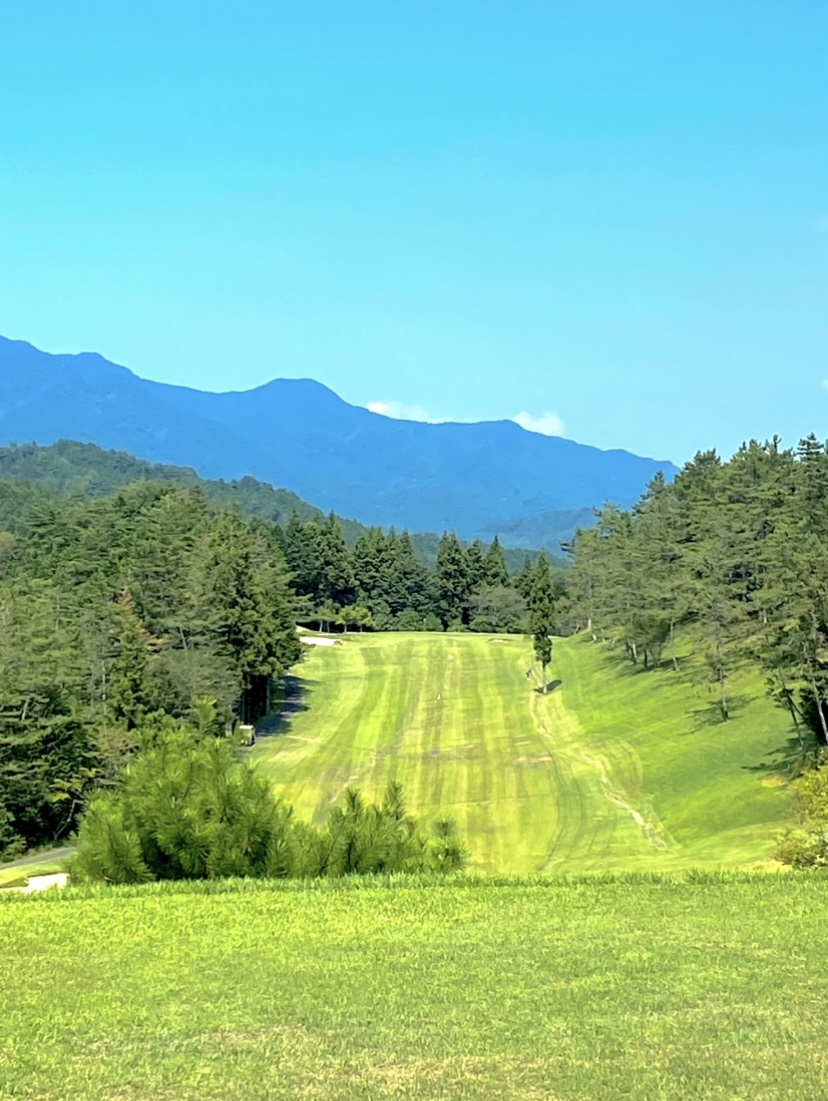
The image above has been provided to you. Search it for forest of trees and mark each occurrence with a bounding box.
[565,435,828,749]
[277,514,561,634]
[0,480,302,857]
[0,471,561,859]
[0,440,542,570]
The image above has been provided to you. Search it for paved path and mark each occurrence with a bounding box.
[0,846,75,870]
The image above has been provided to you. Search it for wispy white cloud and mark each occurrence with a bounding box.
[367,400,442,423]
[511,411,566,437]
[367,401,567,437]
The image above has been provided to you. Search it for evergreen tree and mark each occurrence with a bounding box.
[314,513,354,607]
[530,553,556,693]
[465,540,487,592]
[435,532,472,628]
[484,535,509,586]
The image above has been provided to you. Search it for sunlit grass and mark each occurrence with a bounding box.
[252,632,795,872]
[1,874,826,1100]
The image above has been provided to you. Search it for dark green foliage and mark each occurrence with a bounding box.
[72,732,466,884]
[435,532,473,627]
[72,731,304,884]
[0,579,95,849]
[0,482,301,857]
[530,553,557,690]
[470,584,528,633]
[312,780,452,878]
[484,535,510,586]
[0,440,544,569]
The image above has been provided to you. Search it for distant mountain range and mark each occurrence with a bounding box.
[0,337,678,548]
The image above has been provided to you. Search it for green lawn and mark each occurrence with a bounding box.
[253,633,796,873]
[2,874,827,1100]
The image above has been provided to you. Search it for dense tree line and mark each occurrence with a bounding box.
[0,482,300,857]
[278,514,557,633]
[565,436,828,745]
[0,440,541,570]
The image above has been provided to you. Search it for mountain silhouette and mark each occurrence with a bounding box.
[0,337,677,548]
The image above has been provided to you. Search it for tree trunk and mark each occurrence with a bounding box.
[719,665,729,721]
[804,642,828,745]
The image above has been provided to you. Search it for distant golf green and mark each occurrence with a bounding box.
[253,633,796,873]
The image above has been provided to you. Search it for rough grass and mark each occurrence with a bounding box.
[252,633,795,873]
[2,874,827,1100]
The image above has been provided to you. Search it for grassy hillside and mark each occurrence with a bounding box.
[253,633,795,872]
[2,875,827,1100]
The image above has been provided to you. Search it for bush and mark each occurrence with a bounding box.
[72,731,467,884]
[776,752,828,868]
[776,826,828,868]
[72,731,305,884]
[309,781,467,877]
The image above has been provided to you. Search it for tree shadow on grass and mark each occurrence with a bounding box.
[686,693,752,732]
[534,679,562,695]
[742,734,812,778]
[255,675,317,738]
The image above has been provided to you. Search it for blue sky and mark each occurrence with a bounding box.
[1,1,827,463]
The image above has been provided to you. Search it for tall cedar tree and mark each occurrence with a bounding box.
[530,552,556,693]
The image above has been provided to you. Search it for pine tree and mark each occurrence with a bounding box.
[107,589,157,730]
[314,513,354,607]
[465,540,487,593]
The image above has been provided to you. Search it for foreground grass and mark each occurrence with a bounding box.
[1,875,827,1100]
[253,633,794,873]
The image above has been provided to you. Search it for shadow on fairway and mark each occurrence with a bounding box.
[255,675,317,737]
[686,694,751,731]
[742,733,810,777]
[534,679,562,694]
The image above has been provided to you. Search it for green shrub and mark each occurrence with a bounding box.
[311,781,466,877]
[72,731,466,884]
[776,752,828,868]
[72,731,304,884]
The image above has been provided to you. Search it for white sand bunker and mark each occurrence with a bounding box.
[301,637,340,647]
[7,873,69,894]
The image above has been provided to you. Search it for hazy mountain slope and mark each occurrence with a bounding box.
[0,337,678,547]
[0,440,546,570]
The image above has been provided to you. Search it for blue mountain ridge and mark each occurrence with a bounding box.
[0,336,678,548]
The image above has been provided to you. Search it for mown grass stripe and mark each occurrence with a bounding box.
[253,632,796,873]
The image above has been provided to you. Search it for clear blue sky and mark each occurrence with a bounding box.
[2,1,827,463]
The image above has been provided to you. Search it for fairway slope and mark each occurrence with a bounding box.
[253,633,795,873]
